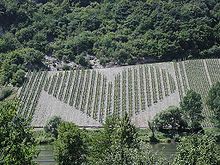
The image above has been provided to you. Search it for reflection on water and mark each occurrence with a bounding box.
[151,143,177,156]
[35,143,177,164]
[151,143,177,162]
[34,145,56,165]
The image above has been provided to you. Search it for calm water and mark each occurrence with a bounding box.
[34,145,56,165]
[34,143,177,164]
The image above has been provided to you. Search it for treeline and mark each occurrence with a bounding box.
[0,0,220,86]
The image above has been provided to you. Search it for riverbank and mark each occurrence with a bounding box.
[32,127,220,145]
[34,143,178,165]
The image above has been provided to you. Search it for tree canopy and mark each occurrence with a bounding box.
[152,106,187,133]
[0,0,219,86]
[206,82,220,128]
[180,90,204,132]
[0,100,37,165]
[0,0,219,78]
[89,114,170,165]
[54,121,87,165]
[44,115,62,139]
[174,134,220,165]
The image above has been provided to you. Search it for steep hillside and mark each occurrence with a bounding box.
[1,0,219,87]
[18,59,220,127]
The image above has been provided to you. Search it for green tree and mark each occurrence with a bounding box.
[206,82,220,128]
[10,69,26,87]
[173,134,220,165]
[88,116,117,162]
[152,106,187,133]
[0,33,18,53]
[180,90,204,132]
[54,121,87,165]
[100,114,170,165]
[75,53,90,68]
[44,116,62,139]
[102,114,139,164]
[111,113,138,148]
[0,87,12,101]
[0,48,43,86]
[0,100,37,165]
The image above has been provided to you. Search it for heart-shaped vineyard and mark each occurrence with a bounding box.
[18,64,176,124]
[18,59,220,127]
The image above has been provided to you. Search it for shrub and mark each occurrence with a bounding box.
[173,134,220,165]
[44,116,62,139]
[54,121,87,165]
[152,106,187,133]
[0,87,12,101]
[206,82,220,128]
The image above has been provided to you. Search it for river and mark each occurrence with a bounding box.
[34,143,177,164]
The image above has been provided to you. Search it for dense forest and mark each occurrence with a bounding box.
[0,0,220,86]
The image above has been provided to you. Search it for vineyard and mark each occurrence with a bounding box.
[18,59,220,127]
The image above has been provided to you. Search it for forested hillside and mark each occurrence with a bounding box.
[0,0,220,86]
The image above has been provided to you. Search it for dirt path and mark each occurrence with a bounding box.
[95,73,103,121]
[171,62,181,102]
[63,70,75,104]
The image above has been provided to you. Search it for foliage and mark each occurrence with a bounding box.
[87,116,118,163]
[0,0,219,70]
[44,115,62,139]
[152,106,187,133]
[0,100,37,165]
[75,53,90,68]
[32,129,55,144]
[10,69,26,86]
[173,134,220,165]
[90,114,170,165]
[102,143,170,165]
[54,121,87,165]
[0,87,12,101]
[0,48,43,86]
[206,82,220,128]
[180,90,204,132]
[111,113,139,149]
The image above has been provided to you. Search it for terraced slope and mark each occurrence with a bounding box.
[18,59,220,127]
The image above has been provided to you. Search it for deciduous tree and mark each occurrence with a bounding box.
[206,82,220,128]
[0,100,37,165]
[54,121,87,165]
[180,90,204,132]
[152,106,187,133]
[173,134,220,165]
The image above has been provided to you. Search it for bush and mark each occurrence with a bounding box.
[54,121,87,165]
[10,69,26,87]
[0,100,37,164]
[206,82,220,128]
[44,116,62,139]
[180,90,204,132]
[0,87,12,101]
[173,134,220,165]
[152,106,187,133]
[75,53,90,68]
[61,64,70,70]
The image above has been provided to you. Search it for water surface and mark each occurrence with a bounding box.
[35,143,177,164]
